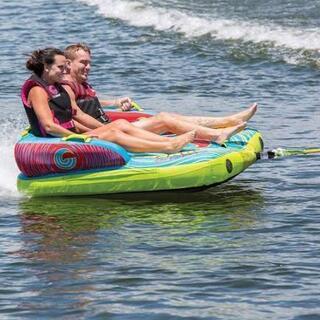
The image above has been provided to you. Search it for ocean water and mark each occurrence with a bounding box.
[0,0,320,318]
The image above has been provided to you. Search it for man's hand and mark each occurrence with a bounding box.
[116,97,133,111]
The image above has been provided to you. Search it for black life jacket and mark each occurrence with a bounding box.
[62,80,109,124]
[21,74,75,137]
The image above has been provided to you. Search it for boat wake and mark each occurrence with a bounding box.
[79,0,320,57]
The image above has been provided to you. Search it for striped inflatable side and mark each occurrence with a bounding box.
[14,142,127,177]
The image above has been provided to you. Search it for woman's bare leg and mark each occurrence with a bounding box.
[132,115,173,134]
[213,122,247,144]
[91,119,169,142]
[87,128,196,153]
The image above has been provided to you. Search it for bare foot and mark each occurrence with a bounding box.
[236,103,258,122]
[167,130,196,153]
[207,103,257,128]
[214,122,246,145]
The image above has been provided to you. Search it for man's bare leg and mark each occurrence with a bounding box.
[135,103,257,130]
[168,103,257,128]
[133,112,247,142]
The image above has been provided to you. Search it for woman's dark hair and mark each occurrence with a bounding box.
[26,48,64,77]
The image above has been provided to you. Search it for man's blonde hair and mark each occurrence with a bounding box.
[64,43,91,60]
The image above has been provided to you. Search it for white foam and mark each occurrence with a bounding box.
[0,118,25,198]
[79,0,320,51]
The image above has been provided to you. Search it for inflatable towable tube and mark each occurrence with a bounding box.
[15,111,263,197]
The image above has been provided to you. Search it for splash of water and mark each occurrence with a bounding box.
[0,116,25,198]
[79,0,320,51]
